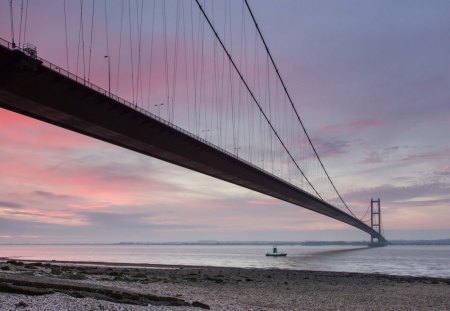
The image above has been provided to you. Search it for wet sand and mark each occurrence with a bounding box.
[0,259,449,310]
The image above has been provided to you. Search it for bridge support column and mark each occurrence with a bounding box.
[370,198,381,243]
[369,198,386,247]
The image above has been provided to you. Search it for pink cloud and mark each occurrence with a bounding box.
[0,235,40,239]
[402,148,450,162]
[2,208,75,219]
[384,206,450,230]
[19,235,40,239]
[435,166,450,176]
[318,119,384,134]
[247,199,282,205]
[68,203,110,210]
[0,207,86,226]
[0,109,184,208]
[0,109,95,150]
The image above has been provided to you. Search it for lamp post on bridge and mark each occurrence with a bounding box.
[202,129,210,139]
[234,146,241,157]
[154,103,164,118]
[104,55,111,94]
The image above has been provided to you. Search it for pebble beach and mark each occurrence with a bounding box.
[0,259,449,310]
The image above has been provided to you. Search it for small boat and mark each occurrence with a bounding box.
[266,246,287,257]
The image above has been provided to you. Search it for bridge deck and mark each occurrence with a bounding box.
[0,42,385,242]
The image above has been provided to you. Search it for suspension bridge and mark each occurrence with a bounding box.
[0,0,386,244]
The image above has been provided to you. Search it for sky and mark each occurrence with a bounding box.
[0,0,450,243]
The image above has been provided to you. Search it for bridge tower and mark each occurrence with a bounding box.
[370,198,382,243]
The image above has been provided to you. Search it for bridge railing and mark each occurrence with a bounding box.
[0,37,312,201]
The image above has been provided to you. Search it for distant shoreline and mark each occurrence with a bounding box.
[1,239,450,246]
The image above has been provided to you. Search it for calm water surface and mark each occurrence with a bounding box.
[0,244,449,278]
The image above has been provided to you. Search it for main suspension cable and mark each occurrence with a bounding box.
[194,0,322,199]
[243,0,357,218]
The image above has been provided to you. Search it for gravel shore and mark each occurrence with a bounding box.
[0,259,449,310]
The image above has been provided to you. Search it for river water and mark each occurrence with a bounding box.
[0,244,449,278]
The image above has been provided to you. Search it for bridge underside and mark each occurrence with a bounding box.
[0,45,386,242]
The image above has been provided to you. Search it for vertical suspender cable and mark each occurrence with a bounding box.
[147,0,156,111]
[181,1,191,131]
[9,0,16,46]
[116,0,124,94]
[136,0,144,106]
[76,0,83,77]
[104,0,110,89]
[80,0,86,79]
[63,0,70,71]
[162,0,170,118]
[127,0,135,104]
[87,0,95,81]
[18,0,23,47]
[171,0,181,123]
[23,0,28,46]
